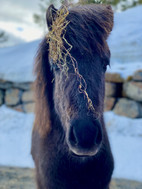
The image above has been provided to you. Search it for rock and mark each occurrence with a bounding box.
[12,104,24,112]
[22,90,34,102]
[0,80,12,89]
[105,82,122,97]
[104,97,116,111]
[133,70,142,81]
[113,98,142,118]
[105,73,124,83]
[13,82,33,90]
[123,82,142,102]
[5,88,22,106]
[105,83,116,97]
[0,90,4,105]
[23,102,35,113]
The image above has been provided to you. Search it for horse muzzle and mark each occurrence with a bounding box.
[67,118,103,156]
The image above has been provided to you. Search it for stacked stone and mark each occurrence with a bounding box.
[0,80,34,113]
[0,70,142,118]
[105,70,142,118]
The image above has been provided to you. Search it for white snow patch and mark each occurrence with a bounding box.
[0,40,40,82]
[105,111,142,137]
[0,105,34,167]
[108,5,142,63]
[110,134,142,182]
[105,111,142,182]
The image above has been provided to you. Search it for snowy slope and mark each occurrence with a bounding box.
[0,40,40,82]
[0,6,142,83]
[0,105,142,182]
[108,5,142,64]
[0,41,141,83]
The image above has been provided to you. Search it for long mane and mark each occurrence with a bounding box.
[33,4,113,137]
[65,4,113,56]
[33,39,53,137]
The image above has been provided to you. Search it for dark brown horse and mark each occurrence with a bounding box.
[31,4,114,189]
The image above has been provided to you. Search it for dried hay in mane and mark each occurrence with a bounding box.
[46,5,96,115]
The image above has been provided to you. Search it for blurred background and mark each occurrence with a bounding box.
[0,0,142,47]
[0,0,142,188]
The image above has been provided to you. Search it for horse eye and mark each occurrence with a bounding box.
[103,60,110,72]
[103,64,109,72]
[52,63,60,71]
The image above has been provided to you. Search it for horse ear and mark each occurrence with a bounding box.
[46,4,58,30]
[101,5,114,39]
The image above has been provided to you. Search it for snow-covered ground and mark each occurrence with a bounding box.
[0,106,34,167]
[108,5,142,64]
[0,105,142,182]
[105,112,142,182]
[0,40,40,82]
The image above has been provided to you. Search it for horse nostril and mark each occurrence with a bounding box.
[69,119,102,149]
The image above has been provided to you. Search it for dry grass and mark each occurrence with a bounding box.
[46,6,71,73]
[46,5,96,115]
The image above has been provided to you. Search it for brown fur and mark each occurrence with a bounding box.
[33,44,52,137]
[32,4,114,189]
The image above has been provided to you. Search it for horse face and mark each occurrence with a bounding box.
[52,53,110,156]
[46,4,113,156]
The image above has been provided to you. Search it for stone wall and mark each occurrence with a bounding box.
[104,70,142,118]
[0,70,142,118]
[0,80,34,113]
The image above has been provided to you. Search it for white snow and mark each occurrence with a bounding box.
[0,106,142,182]
[105,111,142,137]
[0,40,40,82]
[107,61,142,80]
[0,106,34,167]
[105,111,142,182]
[110,135,142,182]
[108,5,142,64]
[0,39,141,83]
